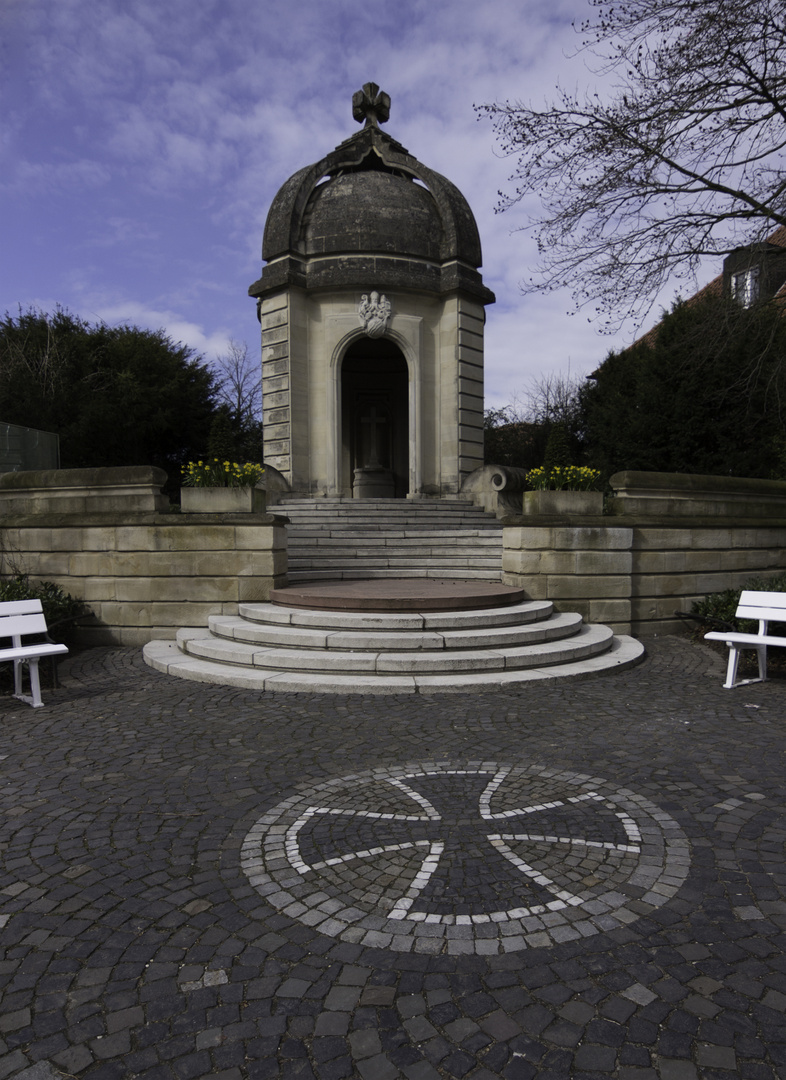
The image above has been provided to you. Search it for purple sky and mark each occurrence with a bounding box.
[1,0,706,410]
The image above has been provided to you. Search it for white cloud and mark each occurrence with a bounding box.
[91,300,233,361]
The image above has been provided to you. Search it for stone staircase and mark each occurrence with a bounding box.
[142,495,646,692]
[143,596,644,694]
[274,496,503,582]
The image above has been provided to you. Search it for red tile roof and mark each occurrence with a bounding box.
[631,224,786,349]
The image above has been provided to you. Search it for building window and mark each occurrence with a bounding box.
[732,266,760,308]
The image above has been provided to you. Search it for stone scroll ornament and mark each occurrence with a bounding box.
[358,291,391,338]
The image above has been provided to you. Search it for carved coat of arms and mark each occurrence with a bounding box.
[358,292,391,338]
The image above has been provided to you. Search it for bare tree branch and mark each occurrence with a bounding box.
[478,0,786,329]
[213,339,262,427]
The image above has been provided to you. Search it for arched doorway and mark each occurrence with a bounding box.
[341,338,409,498]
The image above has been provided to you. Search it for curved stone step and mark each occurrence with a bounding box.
[143,634,644,692]
[174,621,610,675]
[204,619,444,653]
[238,599,553,631]
[205,609,583,653]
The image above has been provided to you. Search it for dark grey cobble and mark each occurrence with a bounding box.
[0,637,784,1077]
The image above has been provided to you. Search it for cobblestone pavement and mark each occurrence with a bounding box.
[1,636,785,1080]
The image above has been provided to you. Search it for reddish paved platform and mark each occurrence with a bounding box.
[269,578,528,612]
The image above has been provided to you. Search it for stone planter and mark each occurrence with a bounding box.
[522,490,604,516]
[181,487,266,514]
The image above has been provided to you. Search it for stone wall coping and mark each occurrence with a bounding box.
[0,512,288,528]
[502,514,786,528]
[609,470,786,500]
[0,466,169,490]
[501,515,609,526]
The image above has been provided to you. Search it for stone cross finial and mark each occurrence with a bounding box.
[352,82,391,128]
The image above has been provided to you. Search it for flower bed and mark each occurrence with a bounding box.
[182,460,264,489]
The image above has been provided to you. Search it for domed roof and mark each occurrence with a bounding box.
[249,85,494,304]
[302,169,442,261]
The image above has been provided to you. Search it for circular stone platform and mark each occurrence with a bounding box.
[269,578,528,612]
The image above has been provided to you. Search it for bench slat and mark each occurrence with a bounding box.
[0,599,44,617]
[0,613,50,638]
[738,590,786,606]
[736,591,786,622]
[705,631,786,647]
[0,643,69,662]
[734,607,786,623]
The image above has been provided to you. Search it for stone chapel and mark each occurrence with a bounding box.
[248,83,495,499]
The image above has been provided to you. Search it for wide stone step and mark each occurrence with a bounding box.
[144,634,644,693]
[277,496,504,583]
[276,501,501,529]
[276,497,485,510]
[288,558,503,572]
[282,512,500,522]
[288,545,502,558]
[288,547,500,562]
[287,532,502,544]
[285,524,501,536]
[286,568,504,582]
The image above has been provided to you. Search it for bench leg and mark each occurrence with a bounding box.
[722,643,768,689]
[13,658,23,699]
[723,646,741,689]
[12,658,45,708]
[756,644,768,684]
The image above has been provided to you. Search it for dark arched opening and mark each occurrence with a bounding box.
[341,337,409,498]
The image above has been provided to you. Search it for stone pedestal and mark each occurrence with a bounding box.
[353,467,396,499]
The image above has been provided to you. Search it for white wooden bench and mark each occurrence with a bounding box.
[0,599,69,708]
[705,590,786,689]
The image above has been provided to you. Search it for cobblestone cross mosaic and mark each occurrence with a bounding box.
[241,762,691,955]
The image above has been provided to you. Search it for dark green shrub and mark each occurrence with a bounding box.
[483,409,545,470]
[691,586,746,630]
[0,574,88,631]
[207,406,239,462]
[581,294,786,479]
[542,422,573,472]
[691,572,786,633]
